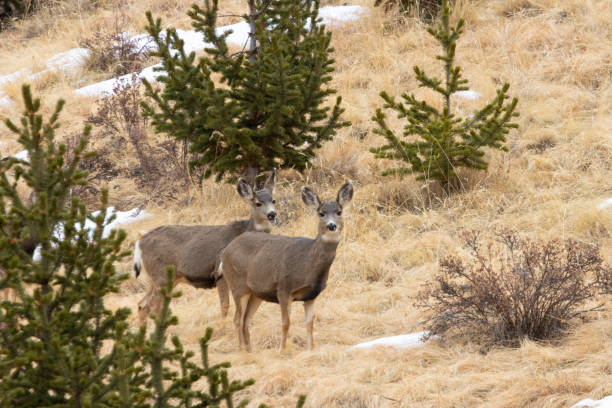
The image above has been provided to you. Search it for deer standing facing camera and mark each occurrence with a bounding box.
[133,170,277,324]
[220,181,353,352]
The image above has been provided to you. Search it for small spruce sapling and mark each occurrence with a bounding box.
[141,0,349,181]
[371,0,518,192]
[0,84,132,407]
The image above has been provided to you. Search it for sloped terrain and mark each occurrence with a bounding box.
[1,0,611,406]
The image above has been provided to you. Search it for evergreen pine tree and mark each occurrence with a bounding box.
[0,84,132,406]
[0,84,305,407]
[0,0,39,27]
[371,0,518,192]
[141,0,349,181]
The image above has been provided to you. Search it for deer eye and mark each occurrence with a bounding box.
[256,202,262,207]
[337,211,342,216]
[319,212,324,217]
[272,200,276,204]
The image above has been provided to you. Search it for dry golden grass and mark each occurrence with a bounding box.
[1,0,612,406]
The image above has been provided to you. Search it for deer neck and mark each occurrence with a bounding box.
[306,235,339,275]
[246,217,271,233]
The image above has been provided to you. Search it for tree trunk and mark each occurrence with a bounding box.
[248,0,257,63]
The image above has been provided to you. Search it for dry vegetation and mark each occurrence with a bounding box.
[1,0,611,406]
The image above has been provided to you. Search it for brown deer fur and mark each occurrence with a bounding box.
[134,170,277,324]
[220,181,354,352]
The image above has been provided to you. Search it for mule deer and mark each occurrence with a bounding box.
[133,170,277,324]
[220,181,354,352]
[1,191,39,302]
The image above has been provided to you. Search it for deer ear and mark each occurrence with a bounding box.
[337,181,354,208]
[301,186,320,209]
[264,168,277,195]
[237,178,254,201]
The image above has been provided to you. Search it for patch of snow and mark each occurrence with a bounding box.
[0,95,13,108]
[454,90,481,100]
[139,63,166,83]
[597,198,612,211]
[348,331,431,351]
[571,396,612,408]
[85,206,152,238]
[0,68,30,86]
[129,32,158,52]
[0,48,88,91]
[32,206,151,262]
[13,150,29,162]
[217,21,251,47]
[46,48,91,74]
[73,5,367,97]
[32,246,41,262]
[175,28,212,54]
[318,5,367,27]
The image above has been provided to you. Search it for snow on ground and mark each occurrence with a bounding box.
[32,206,151,261]
[3,6,368,100]
[597,197,612,211]
[45,48,91,74]
[75,68,148,97]
[0,68,30,87]
[87,206,152,238]
[0,95,13,108]
[347,331,431,351]
[454,90,481,100]
[572,396,612,408]
[75,5,367,97]
[319,5,366,27]
[13,150,29,162]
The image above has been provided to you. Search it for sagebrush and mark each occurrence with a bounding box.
[87,77,198,198]
[374,0,448,22]
[418,229,612,345]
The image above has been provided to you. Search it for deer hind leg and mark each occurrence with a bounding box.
[242,295,262,352]
[138,283,163,325]
[216,277,230,318]
[279,295,292,353]
[303,300,315,351]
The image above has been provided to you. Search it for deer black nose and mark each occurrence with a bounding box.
[327,223,337,231]
[267,211,276,221]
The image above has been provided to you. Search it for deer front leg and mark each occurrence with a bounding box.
[279,295,292,353]
[238,294,251,351]
[243,295,262,352]
[303,300,315,351]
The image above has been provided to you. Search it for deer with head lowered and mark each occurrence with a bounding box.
[220,181,354,352]
[133,170,277,324]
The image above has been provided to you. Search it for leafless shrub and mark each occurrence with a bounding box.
[87,76,198,198]
[417,229,612,346]
[87,75,160,178]
[79,11,150,77]
[63,132,120,208]
[375,0,449,23]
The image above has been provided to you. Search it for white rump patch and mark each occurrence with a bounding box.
[134,240,143,268]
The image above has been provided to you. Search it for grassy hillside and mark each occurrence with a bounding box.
[1,0,611,406]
